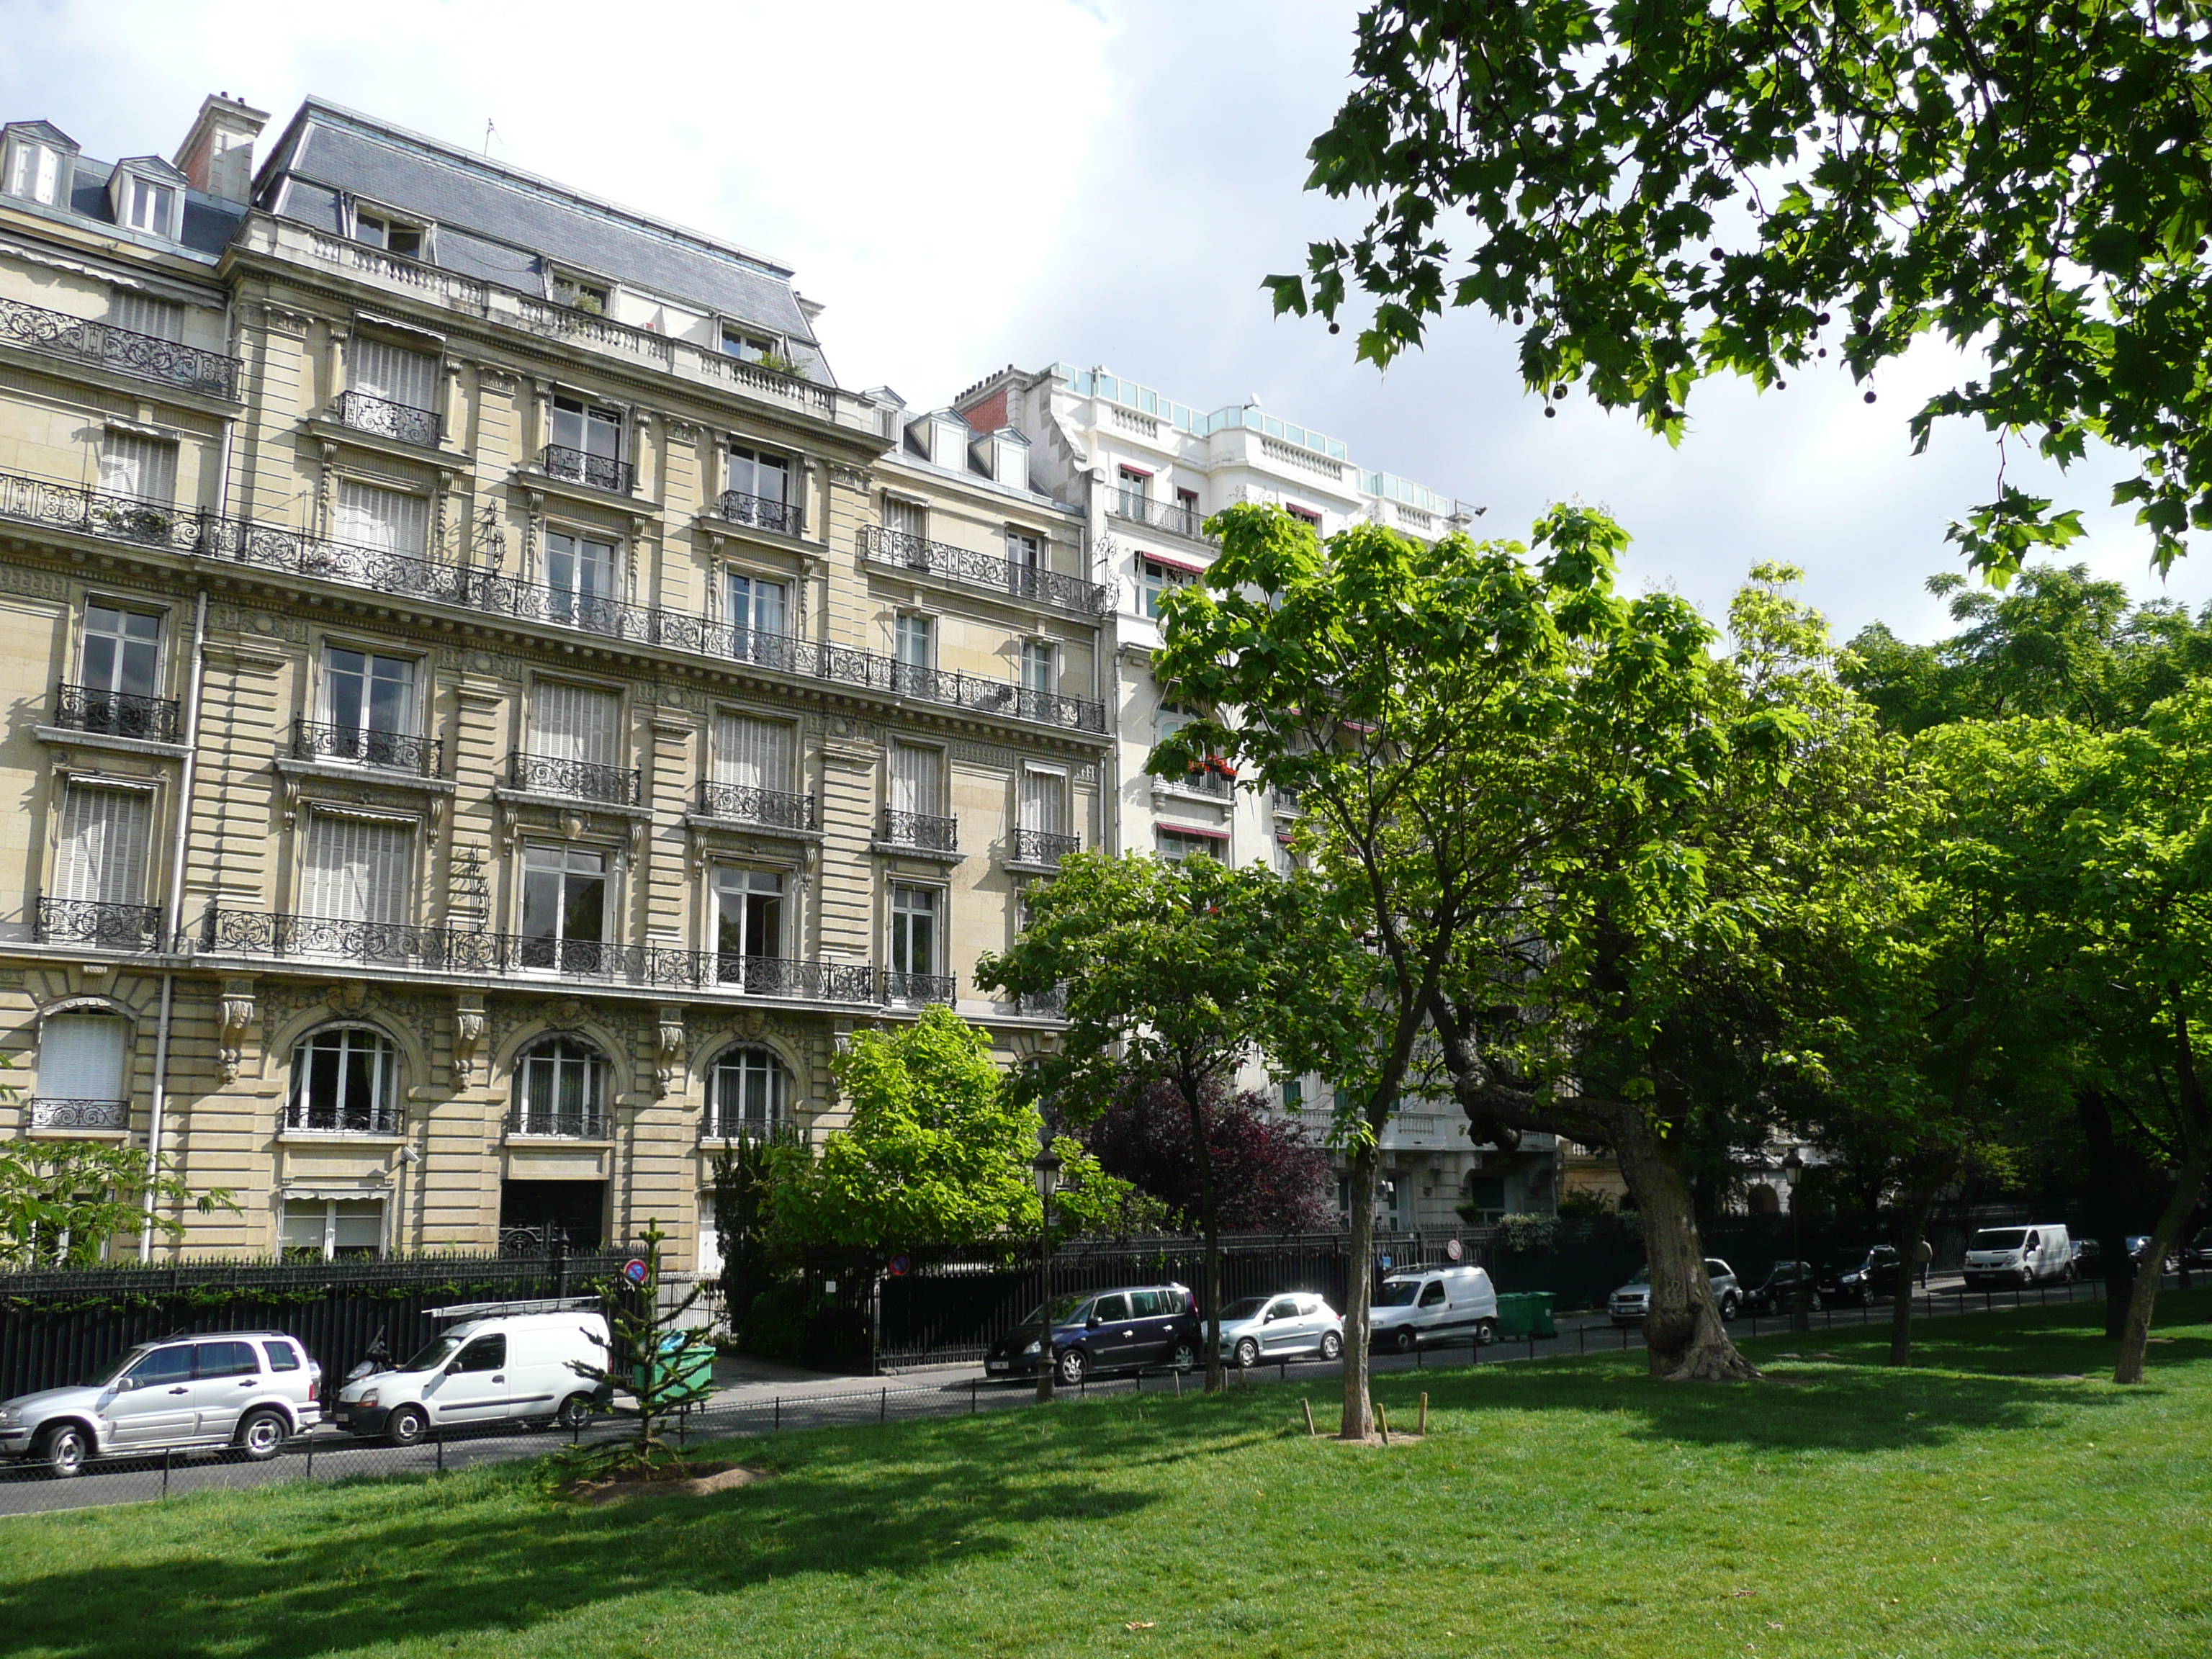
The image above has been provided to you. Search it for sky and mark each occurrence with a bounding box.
[6,0,2205,644]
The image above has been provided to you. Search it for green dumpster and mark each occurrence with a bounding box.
[1494,1292,1557,1339]
[637,1331,716,1406]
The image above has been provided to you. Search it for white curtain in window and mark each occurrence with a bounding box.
[301,813,413,925]
[333,480,428,557]
[57,783,150,904]
[714,714,793,792]
[891,743,940,816]
[351,338,438,410]
[1020,771,1064,836]
[40,1014,127,1101]
[531,682,621,767]
[883,497,926,539]
[98,432,176,503]
[109,291,183,342]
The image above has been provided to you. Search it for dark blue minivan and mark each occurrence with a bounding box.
[984,1283,1200,1385]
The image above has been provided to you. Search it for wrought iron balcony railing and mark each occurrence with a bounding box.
[35,896,164,950]
[879,970,956,1004]
[1017,984,1070,1017]
[708,955,877,1000]
[0,295,243,400]
[0,467,1109,734]
[720,490,801,536]
[1164,765,1236,799]
[860,524,1110,615]
[882,808,958,853]
[29,1098,130,1130]
[696,778,817,831]
[1107,487,1213,543]
[336,390,439,448]
[542,444,634,494]
[52,682,181,743]
[292,717,443,776]
[506,1103,607,1141]
[1009,828,1081,867]
[703,1110,787,1142]
[506,751,642,806]
[284,1095,400,1136]
[1273,786,1302,815]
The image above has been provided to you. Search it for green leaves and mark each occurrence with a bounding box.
[0,1141,238,1269]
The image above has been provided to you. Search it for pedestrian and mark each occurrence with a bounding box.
[1915,1238,1933,1290]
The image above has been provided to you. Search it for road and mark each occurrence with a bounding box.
[0,1272,2135,1519]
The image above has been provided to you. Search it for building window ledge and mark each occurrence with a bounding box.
[490,783,654,822]
[681,811,824,845]
[518,457,657,516]
[869,840,966,866]
[33,724,188,761]
[302,411,472,474]
[276,755,457,794]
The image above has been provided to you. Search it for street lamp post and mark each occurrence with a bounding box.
[1784,1147,1810,1333]
[1033,1149,1062,1403]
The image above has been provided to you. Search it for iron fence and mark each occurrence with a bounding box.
[877,971,957,1004]
[1009,828,1079,866]
[335,390,439,448]
[26,1097,130,1130]
[881,807,958,852]
[32,896,163,950]
[860,524,1111,615]
[506,1104,608,1141]
[542,444,634,494]
[506,750,642,806]
[50,681,181,742]
[720,490,801,536]
[0,295,243,399]
[1107,487,1213,542]
[291,717,443,776]
[696,779,817,830]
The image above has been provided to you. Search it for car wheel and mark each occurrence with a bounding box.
[37,1422,88,1480]
[1393,1326,1416,1354]
[1318,1330,1343,1361]
[1233,1337,1260,1369]
[1169,1341,1197,1372]
[1056,1347,1088,1387]
[554,1393,594,1431]
[233,1408,290,1462]
[1719,1293,1740,1323]
[385,1405,428,1448]
[1475,1317,1498,1345]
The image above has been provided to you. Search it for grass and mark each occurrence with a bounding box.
[2,1297,2208,1659]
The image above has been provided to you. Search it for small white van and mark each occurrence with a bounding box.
[1962,1225,2075,1290]
[333,1299,614,1445]
[1367,1265,1498,1352]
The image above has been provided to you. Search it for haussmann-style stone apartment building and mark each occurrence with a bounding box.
[0,95,1112,1269]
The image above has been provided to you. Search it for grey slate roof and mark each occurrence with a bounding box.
[255,100,832,382]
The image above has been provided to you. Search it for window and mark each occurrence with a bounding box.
[513,1036,606,1136]
[714,866,784,978]
[1282,1077,1303,1113]
[195,1340,260,1378]
[883,496,927,540]
[543,529,618,629]
[551,272,609,315]
[56,783,152,906]
[893,613,933,689]
[1021,640,1056,696]
[890,884,939,980]
[1463,1175,1506,1220]
[454,1334,506,1372]
[714,713,795,795]
[1175,486,1200,518]
[287,1025,399,1133]
[322,648,415,759]
[697,1192,722,1276]
[721,327,775,361]
[38,1013,127,1107]
[1019,770,1064,838]
[1094,1292,1130,1322]
[333,480,428,557]
[98,431,176,503]
[1154,826,1225,863]
[1419,1281,1447,1308]
[80,603,161,700]
[1287,504,1323,529]
[548,397,623,488]
[709,1046,789,1138]
[1140,558,1192,619]
[109,291,182,343]
[301,813,413,927]
[281,1197,385,1261]
[122,174,174,235]
[725,570,788,645]
[726,443,791,518]
[262,1339,302,1372]
[891,742,942,818]
[531,681,621,768]
[521,844,609,968]
[351,336,439,412]
[6,138,65,205]
[354,210,425,258]
[1118,467,1151,504]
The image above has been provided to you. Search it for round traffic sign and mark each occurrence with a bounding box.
[887,1254,911,1277]
[1444,1238,1464,1263]
[622,1258,648,1286]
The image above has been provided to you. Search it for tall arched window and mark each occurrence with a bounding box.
[709,1045,788,1139]
[287,1025,400,1133]
[513,1036,606,1138]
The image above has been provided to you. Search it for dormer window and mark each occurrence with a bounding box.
[721,326,774,362]
[107,158,186,241]
[123,176,173,233]
[354,210,426,258]
[552,271,608,316]
[1,122,76,208]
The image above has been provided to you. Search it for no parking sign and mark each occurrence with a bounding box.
[623,1259,648,1287]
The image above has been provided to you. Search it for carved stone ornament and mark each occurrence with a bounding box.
[828,462,874,492]
[453,993,487,1085]
[217,976,258,1083]
[325,981,370,1015]
[656,1006,686,1097]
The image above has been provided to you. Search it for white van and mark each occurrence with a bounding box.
[1367,1265,1498,1352]
[1963,1224,2075,1290]
[332,1300,614,1445]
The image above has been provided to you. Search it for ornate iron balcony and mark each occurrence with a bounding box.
[1107,487,1213,543]
[720,489,801,536]
[29,1098,130,1130]
[882,808,958,853]
[292,717,443,776]
[1017,984,1070,1017]
[52,682,181,743]
[284,1095,399,1136]
[200,910,449,966]
[506,1103,607,1141]
[703,1109,787,1142]
[1009,828,1080,867]
[1165,765,1236,800]
[336,390,439,448]
[860,524,1110,615]
[35,896,164,950]
[696,778,817,831]
[1274,786,1302,814]
[709,954,876,1001]
[507,751,642,806]
[0,295,243,399]
[879,970,956,1004]
[542,444,634,494]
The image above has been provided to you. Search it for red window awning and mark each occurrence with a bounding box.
[1141,552,1208,577]
[1156,822,1230,841]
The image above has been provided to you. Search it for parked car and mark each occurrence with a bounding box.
[1743,1259,1818,1316]
[0,1331,322,1478]
[2182,1228,2212,1272]
[2074,1236,2167,1278]
[1215,1293,1344,1367]
[983,1284,1200,1386]
[333,1303,611,1445]
[1961,1225,2074,1291]
[1817,1244,1905,1305]
[1368,1265,1498,1352]
[1608,1259,1741,1327]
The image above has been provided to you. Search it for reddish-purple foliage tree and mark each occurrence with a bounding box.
[1082,1079,1336,1234]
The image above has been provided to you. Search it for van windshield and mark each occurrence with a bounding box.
[1974,1229,2028,1251]
[1376,1281,1424,1306]
[400,1335,462,1374]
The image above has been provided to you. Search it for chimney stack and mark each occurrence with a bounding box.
[173,93,269,204]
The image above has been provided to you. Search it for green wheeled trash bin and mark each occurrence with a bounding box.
[638,1331,716,1406]
[1494,1292,1558,1339]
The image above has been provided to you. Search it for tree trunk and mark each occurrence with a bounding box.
[1182,1076,1226,1394]
[1339,1140,1380,1439]
[1611,1115,1758,1381]
[1889,1188,1936,1367]
[2077,1087,2134,1339]
[2113,1148,2210,1385]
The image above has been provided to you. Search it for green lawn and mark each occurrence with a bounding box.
[4,1297,2208,1659]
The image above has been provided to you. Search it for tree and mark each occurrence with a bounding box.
[564,1218,709,1475]
[0,1141,237,1268]
[976,850,1343,1393]
[1084,1079,1336,1235]
[1269,1,2212,576]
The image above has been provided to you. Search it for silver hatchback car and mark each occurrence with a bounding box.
[1216,1292,1345,1368]
[0,1332,323,1478]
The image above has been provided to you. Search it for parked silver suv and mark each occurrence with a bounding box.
[0,1332,322,1478]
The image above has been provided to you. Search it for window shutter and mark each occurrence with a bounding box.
[351,338,438,410]
[533,683,619,767]
[334,480,427,557]
[40,1014,127,1100]
[109,291,183,343]
[302,813,412,924]
[716,714,793,792]
[1020,772,1063,836]
[884,498,925,539]
[58,784,151,904]
[97,432,176,503]
[891,744,939,815]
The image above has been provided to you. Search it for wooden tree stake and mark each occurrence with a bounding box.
[1419,1392,1429,1435]
[1376,1400,1390,1444]
[1302,1398,1316,1437]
